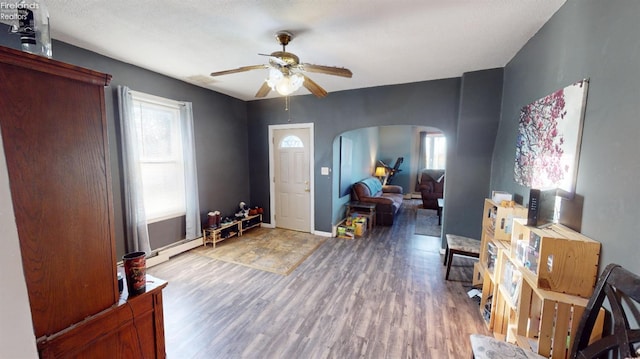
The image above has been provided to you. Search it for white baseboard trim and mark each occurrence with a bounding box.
[314,230,332,237]
[146,237,203,268]
[146,253,170,268]
[261,221,330,237]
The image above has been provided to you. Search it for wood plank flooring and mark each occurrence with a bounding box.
[148,200,491,358]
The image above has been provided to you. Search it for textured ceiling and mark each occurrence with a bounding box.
[44,0,565,101]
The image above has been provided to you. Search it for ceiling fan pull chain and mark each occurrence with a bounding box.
[285,96,293,122]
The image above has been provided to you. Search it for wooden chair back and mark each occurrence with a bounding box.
[571,263,640,358]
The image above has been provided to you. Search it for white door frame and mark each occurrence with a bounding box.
[268,123,315,233]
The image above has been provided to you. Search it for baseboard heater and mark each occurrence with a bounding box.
[117,237,204,268]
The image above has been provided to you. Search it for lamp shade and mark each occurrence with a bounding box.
[374,166,387,177]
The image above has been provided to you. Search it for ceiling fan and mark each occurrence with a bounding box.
[210,31,352,98]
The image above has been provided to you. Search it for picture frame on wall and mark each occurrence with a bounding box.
[339,136,353,197]
[514,79,590,197]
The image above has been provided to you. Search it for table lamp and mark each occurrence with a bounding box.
[374,166,387,184]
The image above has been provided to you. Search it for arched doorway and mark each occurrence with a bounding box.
[330,125,446,229]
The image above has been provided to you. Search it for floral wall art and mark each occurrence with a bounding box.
[514,79,589,195]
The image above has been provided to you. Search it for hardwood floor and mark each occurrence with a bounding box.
[148,200,491,358]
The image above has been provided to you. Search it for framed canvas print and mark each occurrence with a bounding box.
[339,136,353,197]
[514,79,589,197]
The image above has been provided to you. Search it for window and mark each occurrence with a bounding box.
[425,134,446,169]
[280,135,304,148]
[131,92,186,222]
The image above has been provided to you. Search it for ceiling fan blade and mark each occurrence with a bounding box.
[301,63,352,78]
[301,74,328,98]
[210,64,267,77]
[255,81,271,98]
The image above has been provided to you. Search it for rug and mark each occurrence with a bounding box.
[415,208,442,237]
[192,227,326,275]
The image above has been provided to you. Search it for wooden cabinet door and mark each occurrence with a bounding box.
[0,46,118,338]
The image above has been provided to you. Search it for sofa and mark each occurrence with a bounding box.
[418,171,444,210]
[351,177,404,226]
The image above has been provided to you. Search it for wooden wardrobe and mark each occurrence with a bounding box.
[0,45,166,358]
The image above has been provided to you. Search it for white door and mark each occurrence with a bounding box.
[273,128,311,232]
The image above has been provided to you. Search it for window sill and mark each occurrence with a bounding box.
[146,212,186,224]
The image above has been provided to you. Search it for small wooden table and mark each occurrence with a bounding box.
[346,201,376,230]
[444,234,480,280]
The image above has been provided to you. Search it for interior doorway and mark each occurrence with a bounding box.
[268,123,315,232]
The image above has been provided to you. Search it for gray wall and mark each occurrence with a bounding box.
[446,69,504,242]
[491,0,640,274]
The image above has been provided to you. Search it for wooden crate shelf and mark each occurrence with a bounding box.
[485,249,604,359]
[510,219,600,298]
[477,199,528,287]
[514,272,604,359]
[482,199,529,241]
[475,197,603,359]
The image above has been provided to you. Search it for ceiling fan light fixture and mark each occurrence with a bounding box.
[266,68,283,89]
[277,73,304,96]
[266,68,304,96]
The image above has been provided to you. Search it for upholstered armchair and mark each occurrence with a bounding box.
[418,171,444,210]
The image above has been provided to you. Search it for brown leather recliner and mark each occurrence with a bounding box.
[419,172,444,210]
